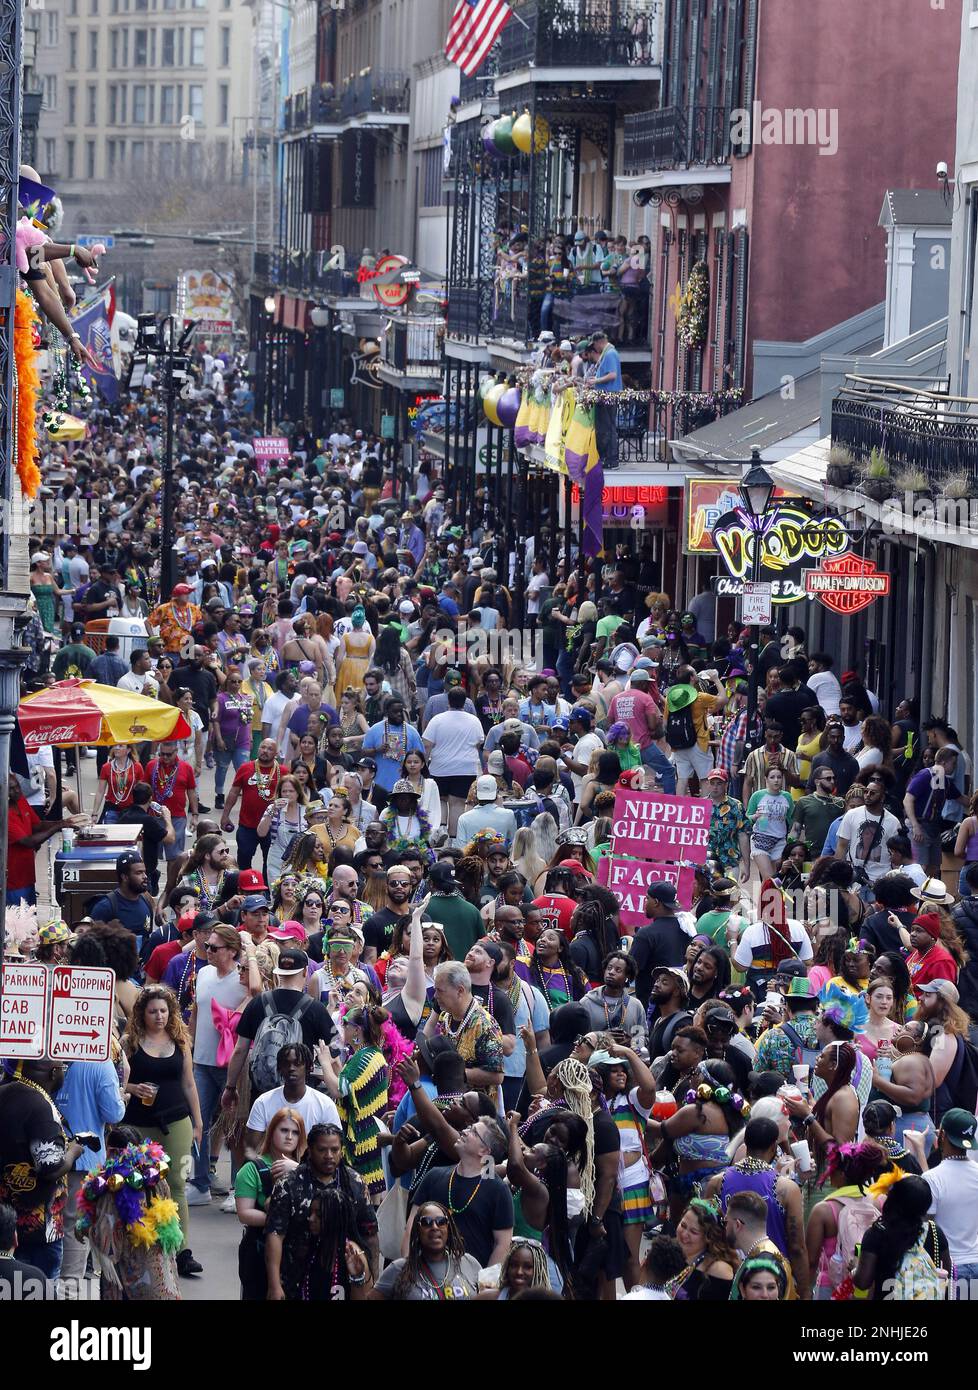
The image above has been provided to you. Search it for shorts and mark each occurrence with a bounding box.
[752,834,785,861]
[911,833,943,866]
[620,1178,655,1227]
[672,743,714,781]
[434,775,472,800]
[164,816,187,861]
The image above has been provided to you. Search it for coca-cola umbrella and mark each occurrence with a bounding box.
[18,680,192,750]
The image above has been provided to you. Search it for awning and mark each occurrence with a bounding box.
[765,436,830,499]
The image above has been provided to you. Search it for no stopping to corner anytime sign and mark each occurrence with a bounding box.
[0,964,114,1061]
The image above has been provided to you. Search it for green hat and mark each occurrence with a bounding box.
[942,1108,977,1150]
[786,976,817,1001]
[666,682,698,713]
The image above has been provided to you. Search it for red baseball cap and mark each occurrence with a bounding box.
[172,583,193,597]
[706,768,729,782]
[237,868,267,892]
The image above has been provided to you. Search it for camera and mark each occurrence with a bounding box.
[936,160,948,180]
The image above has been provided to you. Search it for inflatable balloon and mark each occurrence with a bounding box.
[496,385,522,428]
[512,110,550,155]
[492,114,517,157]
[479,374,498,402]
[483,381,507,426]
[482,123,500,159]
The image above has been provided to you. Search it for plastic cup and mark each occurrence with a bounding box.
[140,1083,159,1108]
[790,1139,813,1174]
[792,1063,810,1090]
[652,1090,677,1121]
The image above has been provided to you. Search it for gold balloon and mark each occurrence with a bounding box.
[512,110,550,154]
[483,382,507,426]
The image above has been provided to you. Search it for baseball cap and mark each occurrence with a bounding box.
[237,868,267,892]
[573,230,587,242]
[629,668,651,684]
[569,706,592,728]
[274,947,309,977]
[706,768,728,782]
[651,965,689,996]
[646,882,678,907]
[476,774,499,802]
[943,1108,978,1149]
[445,669,463,687]
[270,920,307,942]
[501,718,523,733]
[172,583,193,596]
[356,757,378,771]
[116,850,143,875]
[918,978,960,1004]
[241,893,270,912]
[429,861,459,892]
[398,600,415,615]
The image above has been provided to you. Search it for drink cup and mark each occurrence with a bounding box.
[140,1083,159,1108]
[790,1139,813,1175]
[652,1090,677,1121]
[792,1063,810,1091]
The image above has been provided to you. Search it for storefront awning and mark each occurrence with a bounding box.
[765,436,830,499]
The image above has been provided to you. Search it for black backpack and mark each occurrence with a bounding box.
[937,1034,978,1117]
[665,704,697,751]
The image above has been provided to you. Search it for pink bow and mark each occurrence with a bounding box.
[211,999,240,1067]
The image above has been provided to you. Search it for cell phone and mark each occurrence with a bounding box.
[73,1131,102,1151]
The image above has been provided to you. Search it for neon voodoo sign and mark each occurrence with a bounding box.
[710,502,853,605]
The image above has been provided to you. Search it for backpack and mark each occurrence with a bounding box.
[665,704,697,751]
[827,1194,880,1289]
[779,1020,820,1069]
[891,1230,944,1301]
[936,1033,978,1116]
[249,993,313,1094]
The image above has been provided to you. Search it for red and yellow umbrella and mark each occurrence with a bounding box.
[18,679,191,751]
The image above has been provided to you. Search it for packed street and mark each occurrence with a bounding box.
[2,0,978,1353]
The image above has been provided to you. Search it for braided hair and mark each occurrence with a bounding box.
[549,1056,595,1216]
[394,1200,467,1300]
[812,1041,857,1129]
[500,1237,553,1295]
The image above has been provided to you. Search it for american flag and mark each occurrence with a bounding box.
[445,0,512,76]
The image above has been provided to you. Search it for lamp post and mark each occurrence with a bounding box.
[739,450,775,744]
[263,294,276,431]
[310,301,329,440]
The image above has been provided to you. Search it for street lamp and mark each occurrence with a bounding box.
[738,449,775,751]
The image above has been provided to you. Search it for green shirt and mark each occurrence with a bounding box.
[425,894,485,961]
[596,614,624,641]
[234,1157,273,1208]
[790,793,845,856]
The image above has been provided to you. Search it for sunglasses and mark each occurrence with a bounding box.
[418,1215,449,1229]
[204,942,230,952]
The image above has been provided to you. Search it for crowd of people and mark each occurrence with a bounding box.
[3,338,978,1307]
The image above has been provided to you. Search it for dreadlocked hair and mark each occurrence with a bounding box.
[394,1201,467,1300]
[934,906,968,969]
[812,1041,857,1129]
[501,1238,553,1295]
[823,1139,890,1191]
[550,1056,595,1216]
[454,854,487,907]
[310,1183,360,1297]
[569,897,619,960]
[535,1143,575,1298]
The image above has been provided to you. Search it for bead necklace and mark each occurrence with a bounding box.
[151,759,179,803]
[538,963,570,1011]
[665,1250,706,1298]
[178,951,201,1014]
[600,990,627,1031]
[735,1157,774,1174]
[108,756,136,806]
[409,1140,443,1194]
[447,1166,482,1214]
[443,998,477,1039]
[254,759,280,799]
[382,720,408,762]
[14,1074,64,1124]
[193,868,227,914]
[171,603,195,632]
[417,1258,454,1299]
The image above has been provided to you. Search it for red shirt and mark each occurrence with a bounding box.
[99,758,144,809]
[232,759,283,828]
[505,754,532,789]
[531,893,577,943]
[907,942,958,998]
[8,797,40,890]
[145,939,184,982]
[144,758,196,818]
[608,688,661,751]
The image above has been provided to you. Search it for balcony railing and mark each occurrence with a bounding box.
[831,376,978,492]
[498,0,661,74]
[253,247,386,302]
[284,82,344,132]
[459,52,498,102]
[386,318,444,375]
[339,70,410,120]
[623,105,731,174]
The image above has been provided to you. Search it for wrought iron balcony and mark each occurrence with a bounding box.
[623,105,731,174]
[283,83,342,132]
[385,318,444,376]
[497,0,661,74]
[831,376,978,493]
[339,70,410,120]
[459,52,499,102]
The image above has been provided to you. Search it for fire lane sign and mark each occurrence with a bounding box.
[47,966,114,1062]
[0,962,48,1058]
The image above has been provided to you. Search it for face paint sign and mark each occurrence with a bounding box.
[597,856,697,927]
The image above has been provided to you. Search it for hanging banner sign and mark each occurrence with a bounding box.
[803,554,892,615]
[610,788,712,864]
[597,856,697,927]
[253,437,290,460]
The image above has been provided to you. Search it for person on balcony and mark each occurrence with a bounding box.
[541,237,572,333]
[570,230,602,292]
[588,330,622,472]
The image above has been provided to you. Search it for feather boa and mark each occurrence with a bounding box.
[14,289,41,498]
[381,1017,414,1105]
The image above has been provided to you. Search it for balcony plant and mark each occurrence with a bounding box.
[892,465,932,499]
[859,447,895,502]
[940,472,971,500]
[826,445,856,488]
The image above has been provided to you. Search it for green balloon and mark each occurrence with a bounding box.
[493,113,517,157]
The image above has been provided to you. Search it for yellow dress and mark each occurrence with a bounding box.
[795,732,822,801]
[335,628,375,697]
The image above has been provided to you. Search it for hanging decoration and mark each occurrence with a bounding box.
[492,113,518,157]
[75,1140,183,1253]
[483,380,508,425]
[676,260,710,350]
[13,289,41,497]
[511,110,550,154]
[512,366,744,412]
[496,384,522,428]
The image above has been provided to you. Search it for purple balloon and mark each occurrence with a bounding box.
[496,386,522,428]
